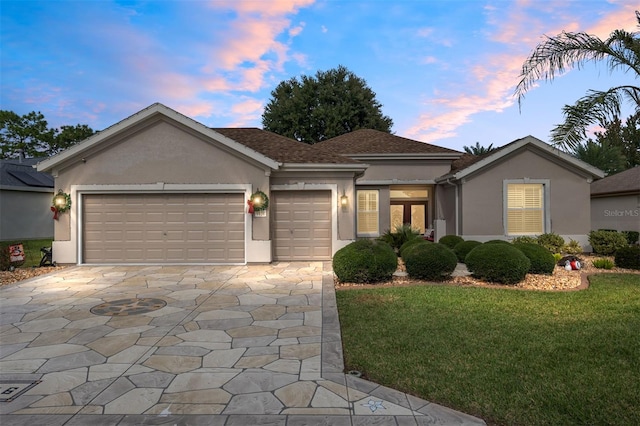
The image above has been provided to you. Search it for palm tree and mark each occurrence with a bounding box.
[463,141,494,155]
[515,11,640,151]
[571,140,626,176]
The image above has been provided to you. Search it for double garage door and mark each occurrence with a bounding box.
[82,191,332,264]
[83,193,244,264]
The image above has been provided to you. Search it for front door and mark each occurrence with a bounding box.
[390,201,427,234]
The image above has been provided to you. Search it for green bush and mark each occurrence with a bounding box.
[333,239,398,283]
[438,235,464,250]
[592,258,615,270]
[561,239,583,255]
[511,235,538,245]
[553,253,563,263]
[403,243,458,281]
[614,245,640,270]
[588,230,628,255]
[484,239,511,245]
[399,238,430,259]
[537,233,565,253]
[453,240,481,263]
[465,243,531,284]
[378,224,421,251]
[622,231,639,245]
[513,243,556,275]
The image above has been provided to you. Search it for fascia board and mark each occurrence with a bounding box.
[278,163,369,173]
[345,153,462,161]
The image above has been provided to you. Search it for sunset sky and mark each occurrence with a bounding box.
[1,0,637,152]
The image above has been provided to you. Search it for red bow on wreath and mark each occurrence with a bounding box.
[247,199,255,214]
[51,206,61,220]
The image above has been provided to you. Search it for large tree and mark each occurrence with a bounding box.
[571,140,627,176]
[262,65,393,144]
[515,11,640,151]
[0,110,94,159]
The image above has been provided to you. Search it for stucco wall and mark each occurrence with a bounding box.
[358,160,452,183]
[0,188,54,241]
[591,194,640,233]
[460,148,592,239]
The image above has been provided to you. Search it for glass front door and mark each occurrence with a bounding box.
[390,201,427,234]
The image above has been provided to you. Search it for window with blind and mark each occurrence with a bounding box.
[506,183,545,235]
[357,190,379,236]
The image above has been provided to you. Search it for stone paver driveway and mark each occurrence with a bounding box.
[0,262,485,425]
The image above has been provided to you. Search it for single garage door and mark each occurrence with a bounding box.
[272,191,332,261]
[83,193,244,264]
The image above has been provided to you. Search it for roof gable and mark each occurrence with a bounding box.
[37,103,280,172]
[438,135,605,181]
[591,166,640,195]
[315,129,462,158]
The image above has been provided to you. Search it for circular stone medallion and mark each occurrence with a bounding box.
[90,298,167,316]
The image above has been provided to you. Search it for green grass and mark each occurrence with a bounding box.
[336,274,640,425]
[1,238,53,268]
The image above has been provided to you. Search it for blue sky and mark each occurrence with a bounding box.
[1,0,637,152]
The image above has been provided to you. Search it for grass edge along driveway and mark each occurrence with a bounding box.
[336,274,640,426]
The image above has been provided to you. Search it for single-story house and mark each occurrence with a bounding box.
[37,103,604,265]
[0,157,54,241]
[590,166,639,233]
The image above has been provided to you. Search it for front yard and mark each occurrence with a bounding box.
[336,273,640,425]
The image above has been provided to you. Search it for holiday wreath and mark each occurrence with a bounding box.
[51,190,72,220]
[247,190,269,214]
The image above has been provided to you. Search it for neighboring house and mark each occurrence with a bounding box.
[590,166,640,233]
[0,157,54,241]
[37,103,604,265]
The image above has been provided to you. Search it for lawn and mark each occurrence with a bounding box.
[336,274,640,425]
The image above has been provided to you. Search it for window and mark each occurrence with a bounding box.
[505,182,548,235]
[357,190,379,236]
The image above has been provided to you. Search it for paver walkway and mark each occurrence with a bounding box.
[0,262,485,425]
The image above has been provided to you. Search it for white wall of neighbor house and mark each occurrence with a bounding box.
[591,194,640,233]
[0,188,54,241]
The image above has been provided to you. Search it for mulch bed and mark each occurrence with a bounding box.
[336,255,640,291]
[0,266,67,287]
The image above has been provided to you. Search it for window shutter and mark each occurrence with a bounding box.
[357,190,379,235]
[507,184,544,235]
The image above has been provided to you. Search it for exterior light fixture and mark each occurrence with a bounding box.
[340,194,348,207]
[54,190,68,208]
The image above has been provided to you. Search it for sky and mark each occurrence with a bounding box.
[1,0,638,153]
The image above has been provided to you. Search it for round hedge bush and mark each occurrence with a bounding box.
[614,245,640,270]
[465,243,531,284]
[513,242,555,275]
[333,239,397,283]
[399,238,430,258]
[536,232,565,253]
[403,243,458,281]
[484,239,511,245]
[438,235,464,249]
[453,240,481,263]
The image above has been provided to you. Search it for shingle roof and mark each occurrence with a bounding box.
[0,158,54,188]
[591,166,640,195]
[314,129,462,155]
[212,128,360,164]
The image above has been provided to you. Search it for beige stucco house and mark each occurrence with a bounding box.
[37,103,604,265]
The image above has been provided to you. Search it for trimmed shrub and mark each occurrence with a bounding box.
[333,239,397,283]
[513,243,555,275]
[622,231,640,245]
[484,239,511,245]
[592,258,614,270]
[465,243,531,284]
[453,240,481,263]
[561,239,583,255]
[614,245,640,270]
[537,233,565,253]
[588,230,628,255]
[438,235,464,250]
[553,253,563,263]
[379,224,421,251]
[399,238,430,259]
[403,243,458,281]
[511,236,538,245]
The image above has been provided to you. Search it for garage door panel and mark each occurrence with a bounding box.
[83,193,244,263]
[272,191,331,261]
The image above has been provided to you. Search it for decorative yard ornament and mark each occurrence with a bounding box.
[51,190,71,220]
[247,189,269,214]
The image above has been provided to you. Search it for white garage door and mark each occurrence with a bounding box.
[272,191,332,261]
[83,193,244,264]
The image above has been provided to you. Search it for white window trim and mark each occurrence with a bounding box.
[357,189,380,237]
[503,179,551,236]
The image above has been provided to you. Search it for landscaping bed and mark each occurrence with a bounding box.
[0,266,66,286]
